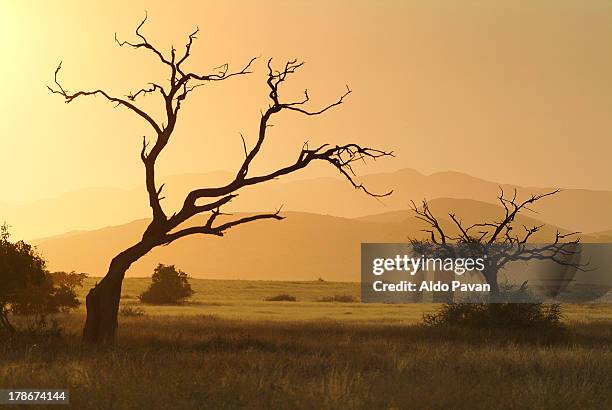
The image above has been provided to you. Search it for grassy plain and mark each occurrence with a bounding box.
[85,277,612,323]
[1,278,611,409]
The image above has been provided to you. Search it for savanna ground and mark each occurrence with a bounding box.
[1,278,611,409]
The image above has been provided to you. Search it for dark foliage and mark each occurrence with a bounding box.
[422,302,565,332]
[0,224,85,332]
[139,264,194,304]
[264,294,297,302]
[318,295,356,303]
[11,271,86,316]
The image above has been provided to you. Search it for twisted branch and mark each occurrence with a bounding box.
[49,16,391,247]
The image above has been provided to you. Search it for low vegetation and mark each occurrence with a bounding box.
[3,275,609,408]
[0,314,610,409]
[119,305,146,317]
[423,302,564,329]
[1,278,611,408]
[0,225,85,333]
[318,294,356,303]
[264,294,297,302]
[139,264,194,305]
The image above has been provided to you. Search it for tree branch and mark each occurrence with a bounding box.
[48,62,163,134]
[50,18,392,254]
[163,209,284,245]
[176,27,199,76]
[176,59,393,217]
[409,189,585,277]
[114,12,174,71]
[128,82,166,101]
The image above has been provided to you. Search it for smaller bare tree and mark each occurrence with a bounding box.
[409,188,585,300]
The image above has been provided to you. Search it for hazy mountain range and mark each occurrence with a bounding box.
[33,197,606,281]
[4,167,611,280]
[4,168,612,240]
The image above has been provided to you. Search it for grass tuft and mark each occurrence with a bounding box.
[318,295,356,303]
[264,294,297,302]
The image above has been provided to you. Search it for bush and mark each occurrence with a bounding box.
[139,264,194,305]
[264,294,297,302]
[10,271,86,330]
[318,295,356,303]
[422,302,564,331]
[0,225,86,333]
[119,305,145,317]
[2,319,64,346]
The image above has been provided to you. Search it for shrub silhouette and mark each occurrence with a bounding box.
[264,294,297,302]
[422,302,564,331]
[11,271,86,316]
[0,224,85,332]
[318,295,356,303]
[139,264,194,305]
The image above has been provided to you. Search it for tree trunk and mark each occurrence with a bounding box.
[0,309,15,334]
[488,277,500,302]
[483,265,500,302]
[82,241,152,344]
[82,266,126,344]
[486,270,501,303]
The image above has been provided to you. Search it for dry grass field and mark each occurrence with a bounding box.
[90,277,612,323]
[1,278,611,409]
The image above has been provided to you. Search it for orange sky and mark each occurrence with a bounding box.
[1,0,611,203]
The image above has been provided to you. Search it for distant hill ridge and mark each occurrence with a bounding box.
[4,167,612,240]
[33,198,607,281]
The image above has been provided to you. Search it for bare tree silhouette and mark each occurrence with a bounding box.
[409,189,584,300]
[49,15,392,343]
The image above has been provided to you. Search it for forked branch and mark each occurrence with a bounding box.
[409,188,584,271]
[47,62,163,135]
[163,208,284,245]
